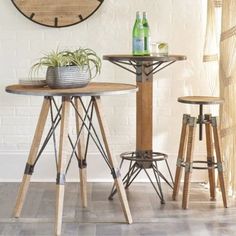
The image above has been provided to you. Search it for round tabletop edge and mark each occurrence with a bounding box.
[103,54,187,62]
[5,83,138,97]
[177,96,224,105]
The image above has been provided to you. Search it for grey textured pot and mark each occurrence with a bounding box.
[46,66,90,89]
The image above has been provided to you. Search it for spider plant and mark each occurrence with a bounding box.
[30,48,101,79]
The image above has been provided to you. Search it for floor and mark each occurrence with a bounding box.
[0,182,235,236]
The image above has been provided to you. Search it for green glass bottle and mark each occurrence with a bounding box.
[142,12,151,55]
[132,11,144,56]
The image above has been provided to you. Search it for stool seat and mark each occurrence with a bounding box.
[178,96,224,105]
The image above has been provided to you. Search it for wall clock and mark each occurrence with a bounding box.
[11,0,104,28]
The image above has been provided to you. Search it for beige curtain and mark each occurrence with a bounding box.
[220,0,236,195]
[203,0,221,96]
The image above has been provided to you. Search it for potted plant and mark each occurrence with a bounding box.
[31,48,101,89]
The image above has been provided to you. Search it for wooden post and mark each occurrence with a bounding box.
[136,62,153,152]
[14,97,50,218]
[93,96,132,224]
[74,97,87,208]
[55,97,70,236]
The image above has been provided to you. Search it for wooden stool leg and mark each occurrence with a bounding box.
[172,114,189,200]
[74,97,87,208]
[211,117,228,208]
[182,117,197,209]
[13,97,50,218]
[93,96,132,224]
[205,114,216,200]
[55,97,70,236]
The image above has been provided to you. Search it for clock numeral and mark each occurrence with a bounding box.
[97,0,104,2]
[79,15,83,21]
[30,13,35,19]
[54,17,58,27]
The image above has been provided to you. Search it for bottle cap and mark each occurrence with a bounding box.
[136,11,141,18]
[143,12,147,18]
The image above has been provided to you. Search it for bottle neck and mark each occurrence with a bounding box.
[142,12,149,28]
[143,12,147,20]
[136,12,141,21]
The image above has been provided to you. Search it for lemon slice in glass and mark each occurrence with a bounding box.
[158,43,167,49]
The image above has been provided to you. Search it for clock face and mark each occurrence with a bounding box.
[11,0,104,28]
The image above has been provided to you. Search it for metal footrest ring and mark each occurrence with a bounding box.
[180,160,218,170]
[108,150,173,204]
[120,151,168,162]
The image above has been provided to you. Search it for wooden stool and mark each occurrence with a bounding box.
[172,96,227,209]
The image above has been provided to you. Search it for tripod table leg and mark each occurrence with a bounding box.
[55,97,70,236]
[93,96,132,224]
[14,97,50,218]
[75,97,87,208]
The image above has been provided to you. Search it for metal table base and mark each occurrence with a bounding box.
[108,151,174,204]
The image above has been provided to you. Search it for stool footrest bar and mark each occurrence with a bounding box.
[180,160,218,170]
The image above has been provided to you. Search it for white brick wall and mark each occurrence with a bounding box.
[0,0,211,182]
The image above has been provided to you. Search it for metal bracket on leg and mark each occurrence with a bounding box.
[185,162,193,173]
[111,168,121,179]
[136,62,143,82]
[176,158,183,167]
[24,163,34,175]
[183,114,190,124]
[78,159,87,169]
[217,162,224,172]
[56,173,66,185]
[210,117,217,127]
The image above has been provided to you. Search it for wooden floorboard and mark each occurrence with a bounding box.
[0,182,236,235]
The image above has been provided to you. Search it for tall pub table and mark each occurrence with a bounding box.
[5,82,137,236]
[103,54,186,203]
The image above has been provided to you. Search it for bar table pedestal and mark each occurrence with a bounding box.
[103,54,186,203]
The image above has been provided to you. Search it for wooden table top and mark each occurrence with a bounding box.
[103,54,187,62]
[178,96,224,105]
[5,82,138,97]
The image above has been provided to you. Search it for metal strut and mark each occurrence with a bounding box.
[27,96,120,185]
[107,59,177,77]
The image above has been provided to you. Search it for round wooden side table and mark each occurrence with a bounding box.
[6,82,137,236]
